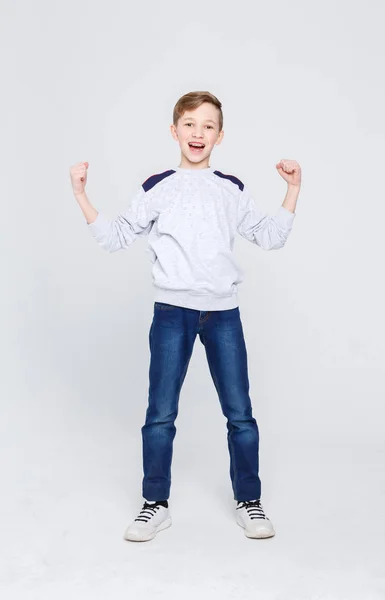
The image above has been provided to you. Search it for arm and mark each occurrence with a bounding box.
[237,159,301,250]
[278,159,301,214]
[70,161,155,253]
[75,190,99,224]
[85,186,155,252]
[282,184,300,214]
[237,185,296,250]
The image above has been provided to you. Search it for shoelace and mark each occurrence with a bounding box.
[134,501,162,523]
[237,499,268,520]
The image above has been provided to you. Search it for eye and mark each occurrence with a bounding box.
[185,123,193,127]
[206,125,213,129]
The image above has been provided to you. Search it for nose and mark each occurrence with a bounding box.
[192,129,204,138]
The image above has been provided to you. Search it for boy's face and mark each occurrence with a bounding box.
[170,102,224,169]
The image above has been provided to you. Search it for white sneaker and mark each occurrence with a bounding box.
[123,500,172,542]
[236,499,275,539]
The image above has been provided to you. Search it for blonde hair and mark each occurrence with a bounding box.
[173,91,223,131]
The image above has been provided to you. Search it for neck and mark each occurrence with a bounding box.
[178,154,211,170]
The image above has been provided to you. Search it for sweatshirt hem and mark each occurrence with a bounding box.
[153,287,239,311]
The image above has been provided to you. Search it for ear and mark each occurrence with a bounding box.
[170,124,178,141]
[215,130,224,146]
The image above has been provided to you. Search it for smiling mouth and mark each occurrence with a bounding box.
[188,142,205,152]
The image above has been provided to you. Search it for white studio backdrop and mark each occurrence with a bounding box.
[1,1,384,598]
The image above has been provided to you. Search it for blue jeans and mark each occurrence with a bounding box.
[141,302,261,502]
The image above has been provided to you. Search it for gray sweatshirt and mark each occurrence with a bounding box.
[87,166,296,311]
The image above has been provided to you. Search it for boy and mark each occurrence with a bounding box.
[70,91,301,542]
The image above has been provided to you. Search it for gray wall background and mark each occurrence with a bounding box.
[1,1,384,597]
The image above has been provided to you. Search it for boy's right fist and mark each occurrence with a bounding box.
[70,161,89,195]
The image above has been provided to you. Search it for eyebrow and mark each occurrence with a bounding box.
[182,117,217,124]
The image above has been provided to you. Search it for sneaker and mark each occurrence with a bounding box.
[123,500,172,542]
[236,499,275,539]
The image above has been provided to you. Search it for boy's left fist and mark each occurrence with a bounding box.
[276,159,301,187]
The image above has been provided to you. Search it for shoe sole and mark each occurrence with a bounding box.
[236,519,275,539]
[123,517,172,542]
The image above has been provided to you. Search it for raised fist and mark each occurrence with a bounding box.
[276,159,301,187]
[70,161,89,195]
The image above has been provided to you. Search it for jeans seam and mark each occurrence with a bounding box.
[178,355,192,390]
[228,430,238,497]
[199,312,211,324]
[203,332,239,495]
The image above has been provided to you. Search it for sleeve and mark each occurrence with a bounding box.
[237,184,296,250]
[87,186,156,252]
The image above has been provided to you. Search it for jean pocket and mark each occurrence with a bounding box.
[154,302,177,310]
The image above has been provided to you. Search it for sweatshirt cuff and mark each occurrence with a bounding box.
[276,206,296,228]
[87,212,110,237]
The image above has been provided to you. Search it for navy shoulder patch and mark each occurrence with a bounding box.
[142,169,176,192]
[213,170,244,191]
